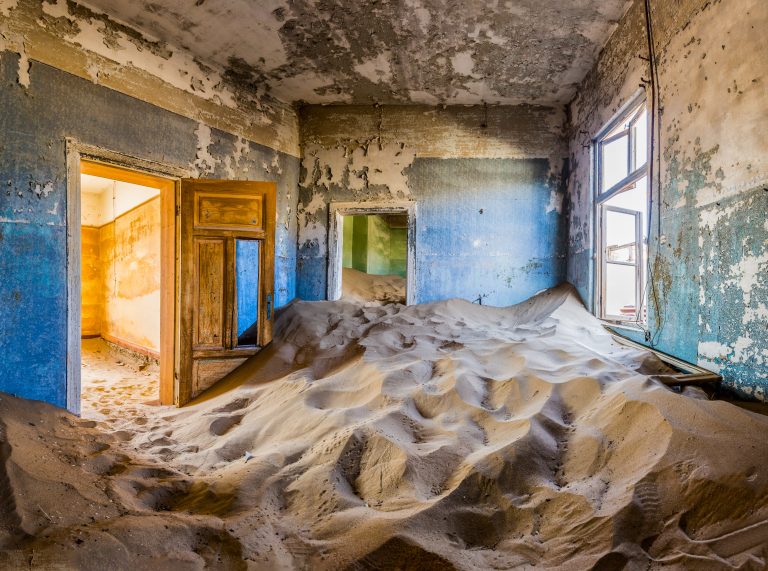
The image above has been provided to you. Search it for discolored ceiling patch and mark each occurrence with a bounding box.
[79,0,633,105]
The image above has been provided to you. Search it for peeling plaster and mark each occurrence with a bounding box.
[193,123,218,175]
[545,189,563,214]
[297,104,568,304]
[0,0,300,155]
[15,39,28,86]
[81,0,633,106]
[566,0,768,400]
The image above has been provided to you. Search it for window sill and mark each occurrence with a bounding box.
[599,320,647,334]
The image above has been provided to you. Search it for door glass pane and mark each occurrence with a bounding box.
[236,239,260,346]
[605,263,637,319]
[602,134,629,190]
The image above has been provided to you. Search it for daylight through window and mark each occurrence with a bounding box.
[595,97,649,322]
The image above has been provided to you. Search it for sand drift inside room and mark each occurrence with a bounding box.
[0,0,767,568]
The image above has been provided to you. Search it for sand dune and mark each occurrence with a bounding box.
[1,285,768,569]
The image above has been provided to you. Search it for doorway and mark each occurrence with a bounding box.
[340,213,408,303]
[66,142,278,415]
[76,159,176,417]
[327,201,416,305]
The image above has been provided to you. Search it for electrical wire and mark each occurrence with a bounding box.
[642,0,667,347]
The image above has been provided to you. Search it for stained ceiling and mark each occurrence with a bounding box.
[82,0,633,106]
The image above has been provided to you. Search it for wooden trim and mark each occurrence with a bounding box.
[261,184,276,345]
[327,201,417,305]
[101,333,160,360]
[82,159,178,190]
[160,181,176,405]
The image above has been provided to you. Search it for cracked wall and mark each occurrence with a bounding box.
[298,104,569,305]
[78,0,633,106]
[566,0,768,399]
[0,0,299,154]
[0,48,299,408]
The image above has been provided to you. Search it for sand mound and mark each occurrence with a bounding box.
[342,267,406,304]
[2,285,768,569]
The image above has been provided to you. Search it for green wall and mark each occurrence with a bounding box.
[342,215,406,277]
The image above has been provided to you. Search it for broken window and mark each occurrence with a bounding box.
[595,97,648,322]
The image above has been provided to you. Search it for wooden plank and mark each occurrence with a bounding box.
[194,239,226,349]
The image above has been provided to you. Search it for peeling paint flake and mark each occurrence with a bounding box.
[193,123,219,175]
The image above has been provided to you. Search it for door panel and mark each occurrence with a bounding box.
[195,192,265,231]
[178,180,276,405]
[194,238,226,349]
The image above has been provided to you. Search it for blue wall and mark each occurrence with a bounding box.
[0,53,298,408]
[298,157,567,306]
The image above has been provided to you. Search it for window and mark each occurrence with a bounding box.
[594,97,649,323]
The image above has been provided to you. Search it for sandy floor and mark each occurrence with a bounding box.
[80,338,165,424]
[2,286,768,569]
[342,266,406,304]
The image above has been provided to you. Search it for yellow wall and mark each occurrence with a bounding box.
[80,226,101,337]
[80,197,161,356]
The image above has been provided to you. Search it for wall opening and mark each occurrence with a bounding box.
[79,167,162,416]
[68,156,179,416]
[327,201,417,305]
[340,213,408,304]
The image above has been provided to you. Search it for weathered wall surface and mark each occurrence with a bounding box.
[0,0,299,155]
[99,197,161,355]
[0,51,299,408]
[566,0,768,399]
[298,105,568,305]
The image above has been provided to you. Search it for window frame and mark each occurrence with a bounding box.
[593,93,650,324]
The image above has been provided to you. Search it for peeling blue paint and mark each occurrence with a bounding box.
[297,156,568,306]
[0,53,299,408]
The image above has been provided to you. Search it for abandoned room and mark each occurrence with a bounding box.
[0,0,766,568]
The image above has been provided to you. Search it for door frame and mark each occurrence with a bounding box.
[65,139,192,414]
[327,200,417,305]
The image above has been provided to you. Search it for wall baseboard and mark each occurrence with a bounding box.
[101,333,160,361]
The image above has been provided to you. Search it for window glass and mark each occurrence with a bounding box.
[605,209,638,260]
[633,108,648,169]
[605,264,637,318]
[235,239,260,346]
[601,135,629,191]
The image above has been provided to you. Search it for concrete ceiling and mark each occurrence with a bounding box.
[82,0,632,106]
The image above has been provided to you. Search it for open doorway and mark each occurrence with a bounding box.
[67,143,278,414]
[340,214,408,303]
[327,201,416,305]
[74,159,177,418]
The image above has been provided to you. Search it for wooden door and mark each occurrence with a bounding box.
[178,180,276,404]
